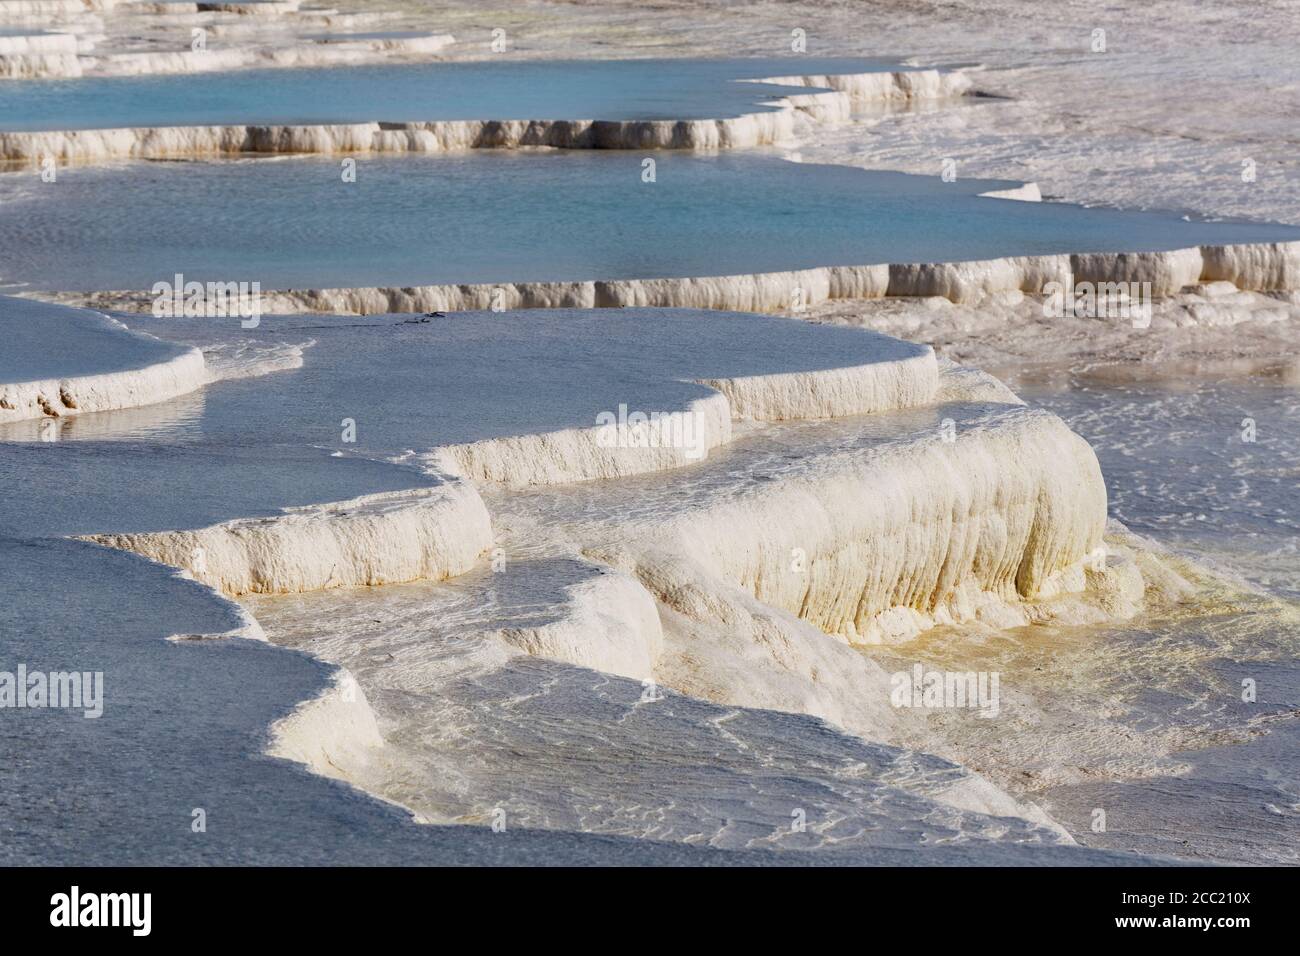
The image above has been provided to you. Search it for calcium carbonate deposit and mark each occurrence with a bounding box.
[4,0,1300,868]
[1,295,1156,862]
[0,295,205,422]
[5,153,1300,309]
[0,0,454,78]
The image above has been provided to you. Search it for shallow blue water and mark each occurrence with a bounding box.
[0,297,189,380]
[5,153,1299,292]
[1025,380,1300,601]
[0,535,809,865]
[2,533,1121,864]
[0,305,928,451]
[0,442,441,538]
[0,297,1139,865]
[1022,380,1300,861]
[0,57,896,131]
[1045,651,1300,865]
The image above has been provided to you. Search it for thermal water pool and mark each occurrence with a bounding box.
[3,151,1298,293]
[0,57,902,131]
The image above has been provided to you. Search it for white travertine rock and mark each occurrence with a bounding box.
[0,68,964,161]
[0,30,78,54]
[0,347,205,423]
[0,0,114,14]
[697,347,937,421]
[0,299,207,424]
[83,482,493,595]
[491,567,666,682]
[1070,246,1205,297]
[267,669,396,800]
[0,52,82,77]
[69,241,1284,319]
[888,254,1073,302]
[432,346,939,486]
[753,69,972,104]
[627,406,1110,645]
[1200,241,1300,290]
[431,394,734,487]
[978,182,1043,202]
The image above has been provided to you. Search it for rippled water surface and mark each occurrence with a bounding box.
[0,57,895,130]
[4,152,1298,291]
